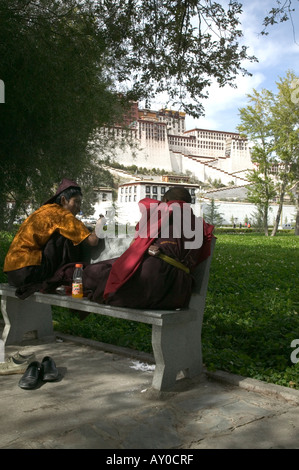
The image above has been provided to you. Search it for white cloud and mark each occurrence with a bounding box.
[185,72,265,131]
[241,0,299,71]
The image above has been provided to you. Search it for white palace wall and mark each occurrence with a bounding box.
[170,151,249,186]
[105,121,173,172]
[97,107,255,185]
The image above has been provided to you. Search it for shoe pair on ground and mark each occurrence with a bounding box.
[18,356,59,390]
[0,351,37,375]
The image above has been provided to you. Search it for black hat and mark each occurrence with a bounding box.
[43,178,81,205]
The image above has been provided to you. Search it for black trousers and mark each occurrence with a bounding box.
[7,233,81,299]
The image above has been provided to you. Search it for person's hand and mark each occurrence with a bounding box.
[148,245,160,256]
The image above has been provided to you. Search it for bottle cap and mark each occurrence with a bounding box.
[75,263,83,268]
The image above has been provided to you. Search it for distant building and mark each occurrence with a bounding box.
[93,187,113,217]
[97,104,254,187]
[116,180,199,225]
[92,104,295,228]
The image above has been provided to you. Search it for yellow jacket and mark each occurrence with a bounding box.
[4,204,90,272]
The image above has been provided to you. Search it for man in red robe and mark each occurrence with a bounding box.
[80,187,214,309]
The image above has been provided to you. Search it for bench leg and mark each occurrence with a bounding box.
[1,296,54,345]
[151,318,203,391]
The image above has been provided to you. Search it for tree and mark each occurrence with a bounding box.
[261,0,298,34]
[203,198,224,226]
[238,71,299,236]
[0,0,126,228]
[294,182,299,235]
[250,206,266,231]
[269,71,299,236]
[238,89,277,236]
[93,0,258,117]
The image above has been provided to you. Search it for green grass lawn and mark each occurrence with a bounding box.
[1,230,298,389]
[203,232,299,389]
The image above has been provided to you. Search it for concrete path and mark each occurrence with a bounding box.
[0,334,299,450]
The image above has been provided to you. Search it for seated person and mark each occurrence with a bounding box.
[4,178,101,299]
[44,187,214,310]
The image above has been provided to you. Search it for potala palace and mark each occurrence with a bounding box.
[93,103,296,227]
[103,103,253,185]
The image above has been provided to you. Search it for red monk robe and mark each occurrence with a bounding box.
[80,198,214,309]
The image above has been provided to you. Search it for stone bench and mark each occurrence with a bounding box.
[0,237,215,391]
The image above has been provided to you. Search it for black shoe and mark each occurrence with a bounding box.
[18,361,41,390]
[41,356,59,381]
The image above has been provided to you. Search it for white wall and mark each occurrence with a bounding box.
[201,200,296,226]
[90,195,296,231]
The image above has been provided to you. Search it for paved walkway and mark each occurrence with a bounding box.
[1,334,299,450]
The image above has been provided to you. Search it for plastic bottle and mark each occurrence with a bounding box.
[72,263,83,298]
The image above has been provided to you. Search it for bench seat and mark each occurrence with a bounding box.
[0,238,215,391]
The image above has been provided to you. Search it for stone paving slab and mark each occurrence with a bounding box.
[0,336,298,450]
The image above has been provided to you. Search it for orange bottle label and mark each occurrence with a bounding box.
[72,282,83,298]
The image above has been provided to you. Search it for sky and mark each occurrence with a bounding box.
[151,0,299,134]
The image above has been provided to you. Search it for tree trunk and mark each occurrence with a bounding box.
[271,183,286,237]
[295,191,299,236]
[264,205,269,236]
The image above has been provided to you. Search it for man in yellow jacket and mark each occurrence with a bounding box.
[4,178,100,298]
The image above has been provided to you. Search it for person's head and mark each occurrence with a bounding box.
[162,187,191,203]
[55,187,83,216]
[43,178,82,215]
